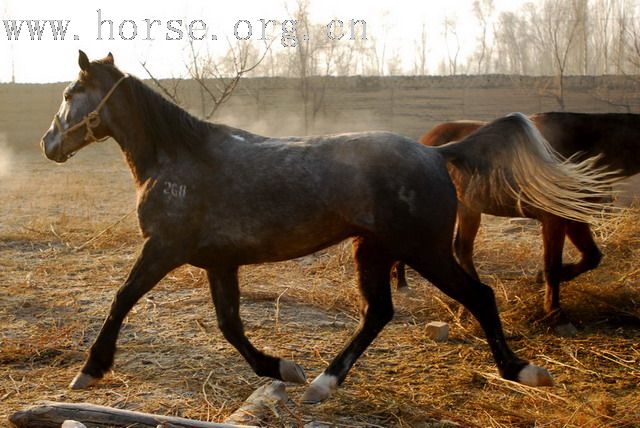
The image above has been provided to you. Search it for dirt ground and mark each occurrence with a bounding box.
[1,145,640,427]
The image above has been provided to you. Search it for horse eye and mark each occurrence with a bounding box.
[64,92,72,102]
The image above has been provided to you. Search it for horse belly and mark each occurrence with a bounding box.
[193,203,357,266]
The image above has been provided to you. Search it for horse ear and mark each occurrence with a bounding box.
[105,52,114,64]
[78,50,90,71]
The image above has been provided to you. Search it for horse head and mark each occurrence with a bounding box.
[40,50,127,162]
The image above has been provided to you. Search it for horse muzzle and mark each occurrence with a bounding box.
[41,130,73,163]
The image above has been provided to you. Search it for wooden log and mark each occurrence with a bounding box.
[9,401,255,428]
[223,381,288,426]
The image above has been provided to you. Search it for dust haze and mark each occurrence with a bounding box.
[0,133,12,178]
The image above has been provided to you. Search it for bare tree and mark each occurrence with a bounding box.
[525,0,581,109]
[413,21,429,75]
[551,3,579,108]
[443,17,461,75]
[593,1,640,112]
[289,0,321,133]
[366,10,394,76]
[286,0,372,132]
[494,11,526,74]
[141,25,270,120]
[386,48,403,75]
[574,0,589,75]
[472,0,495,74]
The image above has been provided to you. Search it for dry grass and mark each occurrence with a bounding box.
[1,149,639,427]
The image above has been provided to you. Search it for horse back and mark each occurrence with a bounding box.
[532,112,640,176]
[419,121,487,147]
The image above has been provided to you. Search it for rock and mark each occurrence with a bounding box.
[426,321,449,341]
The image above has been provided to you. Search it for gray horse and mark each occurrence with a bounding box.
[41,51,612,403]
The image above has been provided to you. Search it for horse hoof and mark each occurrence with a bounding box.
[534,270,544,284]
[69,372,98,390]
[300,373,337,404]
[517,364,554,387]
[279,359,306,384]
[396,285,411,294]
[554,322,578,337]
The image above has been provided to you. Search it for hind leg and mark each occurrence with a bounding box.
[409,254,553,387]
[454,205,481,280]
[393,205,481,290]
[541,217,568,315]
[391,261,409,290]
[560,221,602,282]
[302,237,394,404]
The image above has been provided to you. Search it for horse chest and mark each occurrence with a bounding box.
[136,178,200,237]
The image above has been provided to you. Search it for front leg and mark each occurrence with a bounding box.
[206,266,306,384]
[70,238,184,389]
[302,238,395,404]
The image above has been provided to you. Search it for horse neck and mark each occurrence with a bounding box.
[107,88,175,186]
[108,120,157,186]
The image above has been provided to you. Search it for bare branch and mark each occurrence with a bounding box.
[139,60,182,105]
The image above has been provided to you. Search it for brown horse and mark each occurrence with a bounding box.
[41,52,615,401]
[396,113,633,317]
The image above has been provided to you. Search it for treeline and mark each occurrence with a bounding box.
[236,0,640,78]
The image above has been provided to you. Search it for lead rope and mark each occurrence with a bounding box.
[55,73,129,147]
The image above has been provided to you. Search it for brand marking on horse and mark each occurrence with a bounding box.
[163,181,187,199]
[398,186,416,212]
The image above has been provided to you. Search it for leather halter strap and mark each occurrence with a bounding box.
[54,73,129,146]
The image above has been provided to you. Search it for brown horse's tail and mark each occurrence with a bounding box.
[434,112,620,223]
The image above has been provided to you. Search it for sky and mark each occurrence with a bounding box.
[0,0,530,83]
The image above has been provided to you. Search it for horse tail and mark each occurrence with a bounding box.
[433,112,619,223]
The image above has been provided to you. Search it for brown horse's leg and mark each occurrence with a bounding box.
[302,237,394,404]
[393,205,481,290]
[70,238,183,389]
[454,205,481,280]
[391,261,409,289]
[560,221,602,282]
[206,266,306,384]
[541,217,568,315]
[409,254,552,386]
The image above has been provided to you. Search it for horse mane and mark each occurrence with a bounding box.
[102,65,216,157]
[128,75,214,155]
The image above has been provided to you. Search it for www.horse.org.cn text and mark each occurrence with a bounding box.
[1,9,368,48]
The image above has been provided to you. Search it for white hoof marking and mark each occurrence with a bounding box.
[517,364,554,387]
[69,372,98,390]
[300,373,338,404]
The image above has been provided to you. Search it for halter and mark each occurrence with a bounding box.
[54,73,129,148]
